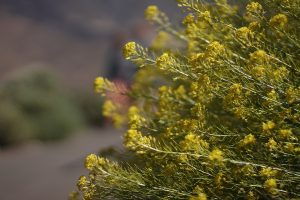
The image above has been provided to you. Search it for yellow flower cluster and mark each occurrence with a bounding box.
[230,83,243,95]
[151,31,171,50]
[251,66,265,78]
[240,134,256,146]
[264,178,278,194]
[85,154,107,171]
[279,129,292,138]
[102,100,116,117]
[174,85,186,98]
[85,154,98,170]
[262,121,275,132]
[182,14,194,25]
[246,2,263,14]
[94,77,112,94]
[206,41,225,57]
[189,186,207,200]
[189,193,207,200]
[77,175,95,200]
[239,165,255,176]
[286,86,300,104]
[208,149,224,162]
[156,53,175,70]
[156,52,170,66]
[198,11,211,24]
[102,100,125,128]
[124,129,153,153]
[273,66,289,82]
[77,176,88,191]
[74,0,300,199]
[260,167,278,178]
[265,138,278,150]
[249,50,269,63]
[128,106,145,129]
[180,133,209,152]
[215,172,225,188]
[248,21,260,30]
[123,41,137,59]
[144,5,159,21]
[270,14,288,28]
[236,27,253,41]
[265,89,278,105]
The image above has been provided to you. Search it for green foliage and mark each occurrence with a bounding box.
[74,0,300,199]
[72,92,104,127]
[0,70,84,147]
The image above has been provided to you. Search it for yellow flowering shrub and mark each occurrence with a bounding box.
[72,0,300,199]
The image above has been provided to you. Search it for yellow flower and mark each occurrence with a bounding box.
[190,186,207,200]
[182,13,194,24]
[270,14,288,28]
[178,154,189,163]
[112,114,126,129]
[85,154,98,170]
[206,41,225,57]
[151,31,171,50]
[273,66,289,82]
[208,149,224,162]
[230,83,243,95]
[198,11,212,23]
[294,147,300,154]
[248,21,260,31]
[175,85,186,98]
[286,87,300,104]
[156,53,174,70]
[215,172,225,188]
[85,154,107,170]
[247,191,256,200]
[128,106,139,118]
[122,41,137,59]
[251,66,265,78]
[145,5,159,21]
[241,134,256,146]
[250,50,269,63]
[284,142,294,152]
[77,176,88,191]
[94,77,111,94]
[128,106,145,129]
[102,100,117,117]
[246,2,263,14]
[124,129,142,150]
[124,129,152,152]
[180,133,209,152]
[102,100,125,128]
[265,138,278,150]
[159,85,169,93]
[279,129,292,138]
[264,178,277,188]
[236,27,253,40]
[260,167,278,178]
[262,121,275,132]
[240,165,255,176]
[189,193,207,200]
[267,90,278,103]
[264,179,278,194]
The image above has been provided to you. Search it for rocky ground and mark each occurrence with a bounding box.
[0,127,123,200]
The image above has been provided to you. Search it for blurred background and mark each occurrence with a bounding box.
[0,1,179,200]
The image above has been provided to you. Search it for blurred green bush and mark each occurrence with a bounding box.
[0,70,88,147]
[72,92,104,128]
